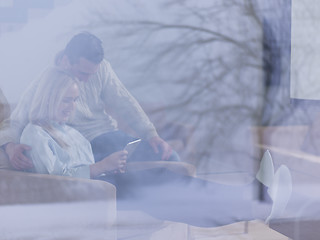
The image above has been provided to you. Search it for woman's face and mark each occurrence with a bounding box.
[55,83,79,123]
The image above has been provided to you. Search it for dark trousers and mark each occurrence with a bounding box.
[91,131,267,227]
[97,168,264,227]
[90,130,180,162]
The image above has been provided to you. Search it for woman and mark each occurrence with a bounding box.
[20,68,127,179]
[20,68,289,227]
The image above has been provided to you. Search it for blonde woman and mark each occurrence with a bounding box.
[20,68,127,179]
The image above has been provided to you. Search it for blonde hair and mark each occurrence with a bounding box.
[29,67,78,148]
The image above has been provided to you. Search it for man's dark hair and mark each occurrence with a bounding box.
[64,32,104,64]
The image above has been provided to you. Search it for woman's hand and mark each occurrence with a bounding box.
[90,150,128,178]
[102,150,128,173]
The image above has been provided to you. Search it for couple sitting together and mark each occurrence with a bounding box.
[0,32,292,227]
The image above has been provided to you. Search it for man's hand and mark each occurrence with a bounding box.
[148,136,172,161]
[5,142,33,170]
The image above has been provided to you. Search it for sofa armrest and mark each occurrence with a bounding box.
[0,169,116,205]
[126,161,196,177]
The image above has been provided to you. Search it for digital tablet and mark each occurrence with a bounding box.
[124,139,141,158]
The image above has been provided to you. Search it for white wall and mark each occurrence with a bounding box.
[291,0,320,100]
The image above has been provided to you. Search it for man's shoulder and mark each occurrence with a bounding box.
[94,59,115,83]
[101,59,111,67]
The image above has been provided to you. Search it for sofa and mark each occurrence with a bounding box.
[0,88,199,239]
[0,89,115,239]
[0,89,115,204]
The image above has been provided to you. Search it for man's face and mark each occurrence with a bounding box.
[69,57,99,82]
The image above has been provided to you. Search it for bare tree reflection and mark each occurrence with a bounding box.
[79,0,294,175]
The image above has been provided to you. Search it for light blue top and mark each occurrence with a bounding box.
[20,123,94,179]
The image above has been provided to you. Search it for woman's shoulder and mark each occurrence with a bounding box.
[23,123,44,133]
[21,123,51,142]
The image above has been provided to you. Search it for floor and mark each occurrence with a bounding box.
[197,168,320,240]
[0,202,290,240]
[268,169,320,240]
[116,210,290,240]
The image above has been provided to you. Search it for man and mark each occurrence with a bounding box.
[0,32,177,170]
